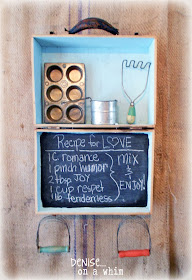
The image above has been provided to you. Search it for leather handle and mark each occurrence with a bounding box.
[67,17,119,35]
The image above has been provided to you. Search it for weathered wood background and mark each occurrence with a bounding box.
[1,0,192,279]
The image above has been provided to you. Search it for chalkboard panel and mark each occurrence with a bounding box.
[40,132,149,208]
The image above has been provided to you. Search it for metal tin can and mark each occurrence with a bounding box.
[91,100,117,124]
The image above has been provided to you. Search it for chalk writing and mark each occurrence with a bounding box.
[41,132,149,207]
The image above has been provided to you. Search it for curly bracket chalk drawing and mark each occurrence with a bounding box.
[105,153,120,201]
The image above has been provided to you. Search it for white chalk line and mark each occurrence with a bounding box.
[105,153,120,201]
[45,149,144,152]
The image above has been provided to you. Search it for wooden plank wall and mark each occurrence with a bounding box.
[1,0,191,279]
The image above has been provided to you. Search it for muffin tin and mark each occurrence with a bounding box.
[43,63,85,124]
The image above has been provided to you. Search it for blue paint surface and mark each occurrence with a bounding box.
[33,39,42,124]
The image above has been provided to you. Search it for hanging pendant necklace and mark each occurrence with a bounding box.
[121,60,151,124]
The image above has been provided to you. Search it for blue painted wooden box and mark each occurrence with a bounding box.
[32,35,156,214]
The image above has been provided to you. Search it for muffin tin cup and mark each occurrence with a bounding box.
[66,66,83,83]
[66,105,83,122]
[66,86,83,101]
[43,63,85,124]
[46,105,63,122]
[46,85,63,102]
[46,65,63,82]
